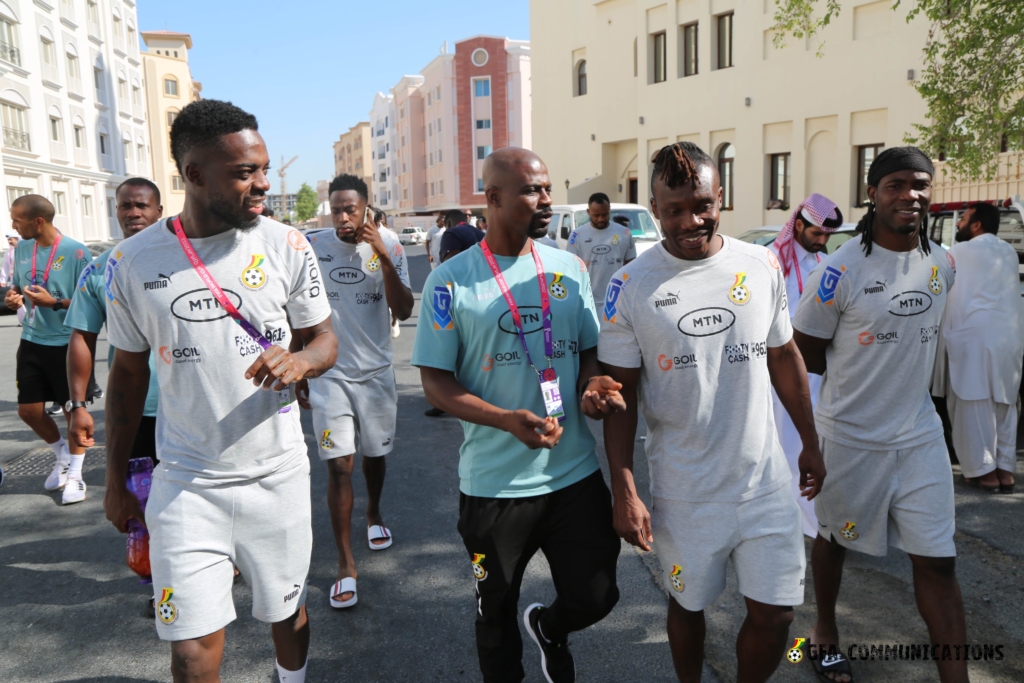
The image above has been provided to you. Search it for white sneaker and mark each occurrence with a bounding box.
[392,319,401,338]
[62,477,86,505]
[44,460,70,491]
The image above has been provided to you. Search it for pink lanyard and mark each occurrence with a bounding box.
[794,252,822,295]
[31,234,62,288]
[170,216,290,413]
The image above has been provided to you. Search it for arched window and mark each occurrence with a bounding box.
[718,143,735,210]
[576,60,587,97]
[0,5,19,67]
[163,75,178,97]
[166,108,179,127]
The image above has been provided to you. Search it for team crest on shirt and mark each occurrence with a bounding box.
[241,255,268,290]
[840,522,858,541]
[787,638,806,664]
[320,430,334,450]
[548,273,567,300]
[928,266,942,294]
[157,588,177,624]
[366,254,381,272]
[51,256,65,271]
[728,273,750,305]
[471,553,488,580]
[669,564,684,592]
[612,234,620,246]
[816,265,846,305]
[433,283,454,330]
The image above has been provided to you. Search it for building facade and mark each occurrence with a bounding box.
[368,91,397,212]
[332,121,371,195]
[530,0,958,236]
[0,0,153,242]
[266,193,295,220]
[141,30,200,217]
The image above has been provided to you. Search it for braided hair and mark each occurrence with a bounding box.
[858,146,934,257]
[650,142,714,194]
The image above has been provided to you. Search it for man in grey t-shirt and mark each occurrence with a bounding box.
[793,147,967,683]
[297,174,412,610]
[425,212,445,270]
[567,192,636,307]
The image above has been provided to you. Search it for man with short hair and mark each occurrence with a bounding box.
[768,194,844,537]
[425,212,446,270]
[477,215,488,232]
[567,193,635,309]
[413,147,624,683]
[4,194,90,503]
[297,174,412,610]
[439,209,484,263]
[102,99,336,683]
[794,147,967,683]
[600,142,824,683]
[939,201,1022,493]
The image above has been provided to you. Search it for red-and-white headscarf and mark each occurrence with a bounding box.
[772,194,843,280]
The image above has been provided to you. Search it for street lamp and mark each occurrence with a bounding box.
[565,179,570,190]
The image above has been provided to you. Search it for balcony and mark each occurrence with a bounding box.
[379,173,386,183]
[68,76,83,98]
[42,62,61,87]
[376,129,384,137]
[74,145,89,167]
[87,21,102,43]
[4,127,30,151]
[0,41,20,66]
[95,87,107,106]
[49,139,66,162]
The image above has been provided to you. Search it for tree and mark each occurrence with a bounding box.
[771,0,1024,182]
[294,182,319,223]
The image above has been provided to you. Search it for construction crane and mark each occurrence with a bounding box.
[279,155,298,197]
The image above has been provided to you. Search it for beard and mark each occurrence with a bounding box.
[955,226,973,243]
[527,214,550,239]
[208,192,261,231]
[890,220,921,235]
[798,232,826,253]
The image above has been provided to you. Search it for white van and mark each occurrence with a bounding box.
[548,203,663,254]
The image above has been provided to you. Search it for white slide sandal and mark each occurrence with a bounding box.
[329,577,357,609]
[367,524,393,550]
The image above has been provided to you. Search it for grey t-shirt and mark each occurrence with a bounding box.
[793,238,953,450]
[567,222,636,305]
[598,237,793,503]
[106,217,331,484]
[426,225,445,264]
[307,229,410,381]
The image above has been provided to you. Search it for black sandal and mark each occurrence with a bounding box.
[811,651,853,682]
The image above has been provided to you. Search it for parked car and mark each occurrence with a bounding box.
[735,224,860,254]
[928,196,1024,254]
[548,203,663,254]
[399,227,426,245]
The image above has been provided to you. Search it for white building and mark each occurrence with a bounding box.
[0,0,152,242]
[368,91,397,213]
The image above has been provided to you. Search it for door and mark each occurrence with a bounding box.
[628,179,638,204]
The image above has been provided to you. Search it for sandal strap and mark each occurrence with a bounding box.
[330,577,357,597]
[368,524,391,541]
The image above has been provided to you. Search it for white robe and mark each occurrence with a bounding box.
[769,240,821,538]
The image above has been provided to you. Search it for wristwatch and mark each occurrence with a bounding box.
[64,401,88,412]
[51,299,63,311]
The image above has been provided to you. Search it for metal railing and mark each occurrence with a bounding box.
[4,127,30,151]
[0,40,19,66]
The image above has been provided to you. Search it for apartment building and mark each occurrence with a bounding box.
[530,0,959,236]
[141,30,200,216]
[266,193,295,219]
[368,91,397,212]
[333,121,372,196]
[0,0,153,242]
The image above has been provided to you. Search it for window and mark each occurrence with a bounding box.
[93,67,103,90]
[769,153,791,208]
[857,144,883,206]
[122,138,130,159]
[82,194,92,216]
[113,16,123,40]
[2,102,29,150]
[427,92,432,106]
[385,115,388,127]
[172,175,184,191]
[436,118,441,134]
[106,196,115,218]
[652,33,667,83]
[471,48,489,66]
[439,180,444,195]
[41,37,56,66]
[437,149,442,163]
[99,132,108,154]
[166,110,178,127]
[682,23,698,77]
[577,60,587,96]
[718,143,735,210]
[477,178,484,192]
[430,182,435,197]
[717,14,734,69]
[476,119,491,130]
[117,77,128,102]
[74,125,84,148]
[66,53,80,80]
[477,145,491,160]
[53,191,66,216]
[49,116,61,142]
[0,17,17,66]
[132,85,141,106]
[7,187,30,204]
[87,1,99,26]
[474,79,490,97]
[164,77,178,97]
[429,151,433,166]
[435,86,440,101]
[428,122,433,137]
[137,143,144,162]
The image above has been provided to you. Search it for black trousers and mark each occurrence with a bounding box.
[457,470,621,683]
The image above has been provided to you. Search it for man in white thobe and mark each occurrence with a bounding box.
[939,202,1023,493]
[769,194,844,535]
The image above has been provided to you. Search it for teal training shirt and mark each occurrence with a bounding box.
[411,242,601,498]
[12,235,90,346]
[66,247,159,417]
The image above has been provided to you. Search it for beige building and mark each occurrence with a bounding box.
[141,30,200,216]
[530,0,995,236]
[333,122,372,192]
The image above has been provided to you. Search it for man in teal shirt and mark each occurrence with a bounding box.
[413,148,626,683]
[3,195,90,504]
[66,179,163,520]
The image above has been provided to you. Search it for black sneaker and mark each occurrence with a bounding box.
[46,402,62,415]
[523,603,575,683]
[424,407,445,417]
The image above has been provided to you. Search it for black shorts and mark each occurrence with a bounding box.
[131,416,159,466]
[16,340,70,405]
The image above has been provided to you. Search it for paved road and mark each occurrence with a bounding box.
[1,245,1022,682]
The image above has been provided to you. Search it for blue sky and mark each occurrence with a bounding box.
[138,0,530,195]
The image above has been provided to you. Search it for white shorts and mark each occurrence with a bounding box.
[651,484,806,612]
[814,435,955,558]
[309,368,397,460]
[148,458,312,641]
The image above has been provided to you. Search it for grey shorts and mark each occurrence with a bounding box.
[309,368,397,459]
[651,484,806,612]
[148,459,312,641]
[814,435,955,558]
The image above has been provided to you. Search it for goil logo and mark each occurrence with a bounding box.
[159,346,171,363]
[658,354,672,371]
[482,354,494,371]
[858,332,875,345]
[160,346,201,363]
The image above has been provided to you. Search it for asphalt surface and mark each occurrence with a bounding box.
[1,244,1022,682]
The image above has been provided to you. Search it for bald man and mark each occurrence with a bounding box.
[412,148,625,683]
[4,195,91,503]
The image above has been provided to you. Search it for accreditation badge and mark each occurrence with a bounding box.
[538,367,565,422]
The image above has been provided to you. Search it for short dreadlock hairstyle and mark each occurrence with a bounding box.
[650,142,715,196]
[170,99,259,175]
[328,173,368,202]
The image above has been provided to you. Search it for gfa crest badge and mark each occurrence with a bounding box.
[51,256,66,271]
[841,522,858,541]
[729,272,750,305]
[669,564,684,592]
[612,234,620,245]
[548,273,567,299]
[471,553,487,580]
[366,254,381,272]
[241,254,267,290]
[929,266,942,294]
[320,430,334,450]
[157,588,177,624]
[787,638,806,663]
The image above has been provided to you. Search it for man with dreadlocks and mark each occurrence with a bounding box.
[793,146,965,683]
[768,194,844,538]
[599,142,824,682]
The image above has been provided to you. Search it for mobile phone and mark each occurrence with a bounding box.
[363,206,374,227]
